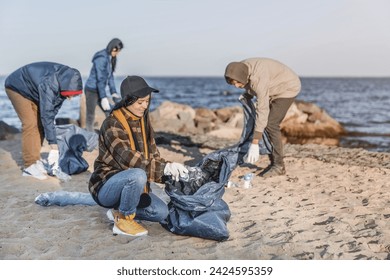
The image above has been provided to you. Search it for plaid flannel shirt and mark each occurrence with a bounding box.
[88,108,167,203]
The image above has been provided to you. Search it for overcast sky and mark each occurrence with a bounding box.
[1,0,389,77]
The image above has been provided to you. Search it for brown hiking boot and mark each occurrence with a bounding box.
[259,165,286,178]
[113,213,148,237]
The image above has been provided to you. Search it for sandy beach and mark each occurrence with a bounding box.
[0,131,389,260]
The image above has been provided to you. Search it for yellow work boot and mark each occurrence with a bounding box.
[106,209,123,223]
[113,213,148,237]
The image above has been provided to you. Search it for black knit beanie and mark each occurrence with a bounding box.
[224,62,249,85]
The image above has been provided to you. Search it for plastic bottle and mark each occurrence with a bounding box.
[242,173,254,189]
[179,172,190,181]
[226,181,239,188]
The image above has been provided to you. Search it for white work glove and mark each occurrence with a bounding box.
[100,97,111,111]
[164,162,189,181]
[244,143,260,164]
[48,149,59,170]
[111,93,121,104]
[111,93,120,99]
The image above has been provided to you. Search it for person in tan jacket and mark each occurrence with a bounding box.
[224,57,301,177]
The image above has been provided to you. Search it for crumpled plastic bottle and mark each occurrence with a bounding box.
[242,173,254,189]
[226,173,254,189]
[226,181,239,188]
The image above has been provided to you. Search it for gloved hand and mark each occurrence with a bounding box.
[164,162,189,181]
[100,97,111,111]
[111,93,122,104]
[244,143,260,164]
[48,149,59,170]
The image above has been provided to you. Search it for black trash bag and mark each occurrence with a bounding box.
[162,153,234,241]
[161,95,273,241]
[59,134,89,175]
[55,124,98,175]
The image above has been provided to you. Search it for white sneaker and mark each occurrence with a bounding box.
[35,160,48,174]
[23,163,48,180]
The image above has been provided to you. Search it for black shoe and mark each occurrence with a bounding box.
[259,165,286,178]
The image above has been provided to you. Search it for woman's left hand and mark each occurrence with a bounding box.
[164,162,189,181]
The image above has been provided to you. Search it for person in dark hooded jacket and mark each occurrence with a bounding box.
[81,38,124,131]
[4,61,83,180]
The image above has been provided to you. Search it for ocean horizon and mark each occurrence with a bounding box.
[1,76,389,152]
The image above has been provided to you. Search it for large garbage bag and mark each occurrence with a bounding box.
[55,124,98,175]
[162,95,272,241]
[163,152,235,241]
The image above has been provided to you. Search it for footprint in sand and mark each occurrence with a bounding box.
[264,231,294,246]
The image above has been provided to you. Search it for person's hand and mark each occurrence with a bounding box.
[48,149,59,170]
[164,162,189,181]
[111,93,121,104]
[100,97,111,111]
[244,143,259,164]
[111,93,120,99]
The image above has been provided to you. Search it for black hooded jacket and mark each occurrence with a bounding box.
[4,62,83,144]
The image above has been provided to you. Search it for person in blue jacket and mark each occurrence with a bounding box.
[4,62,83,180]
[82,38,124,131]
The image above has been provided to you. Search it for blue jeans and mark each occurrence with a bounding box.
[97,168,168,222]
[35,191,97,206]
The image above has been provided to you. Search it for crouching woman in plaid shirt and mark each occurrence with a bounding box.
[88,76,188,237]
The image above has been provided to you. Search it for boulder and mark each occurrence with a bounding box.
[225,112,244,128]
[194,108,217,133]
[281,101,345,139]
[0,121,20,140]
[150,100,345,147]
[150,101,196,133]
[214,106,242,123]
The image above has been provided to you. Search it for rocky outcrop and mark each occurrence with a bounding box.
[150,100,345,146]
[0,121,19,140]
[281,101,345,145]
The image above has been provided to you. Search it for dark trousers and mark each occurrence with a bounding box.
[85,89,109,131]
[265,97,295,166]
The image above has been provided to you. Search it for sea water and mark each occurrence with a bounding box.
[1,76,389,152]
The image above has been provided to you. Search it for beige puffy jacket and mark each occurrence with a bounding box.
[242,57,301,135]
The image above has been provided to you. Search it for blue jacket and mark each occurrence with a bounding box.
[84,49,117,99]
[4,62,83,144]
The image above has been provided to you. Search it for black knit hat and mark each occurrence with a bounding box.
[224,62,249,84]
[120,76,159,98]
[111,76,159,111]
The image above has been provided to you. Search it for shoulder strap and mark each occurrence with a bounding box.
[112,110,136,150]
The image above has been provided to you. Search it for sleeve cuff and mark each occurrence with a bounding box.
[253,131,263,140]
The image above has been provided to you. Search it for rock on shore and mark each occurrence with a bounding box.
[150,100,345,146]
